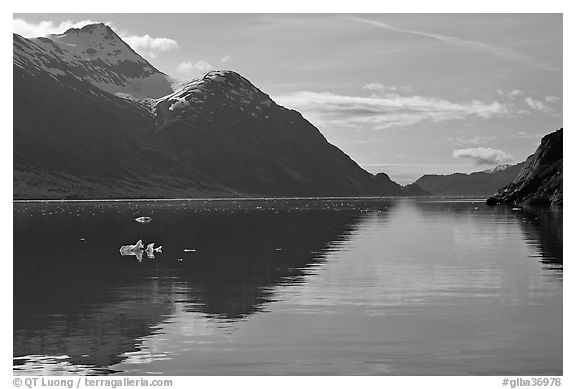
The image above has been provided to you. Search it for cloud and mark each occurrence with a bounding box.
[177,60,213,75]
[363,83,413,94]
[13,18,105,37]
[273,91,511,130]
[346,17,560,73]
[220,55,232,63]
[122,35,178,59]
[13,18,179,59]
[453,147,514,165]
[524,96,552,112]
[497,89,526,100]
[449,135,499,146]
[545,95,560,103]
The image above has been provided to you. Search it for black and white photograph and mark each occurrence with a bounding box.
[10,3,567,385]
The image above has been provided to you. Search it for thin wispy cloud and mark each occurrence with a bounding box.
[220,55,232,63]
[545,95,560,103]
[453,147,514,165]
[363,83,413,94]
[449,135,499,146]
[497,89,526,100]
[274,91,511,130]
[346,16,560,73]
[524,96,552,112]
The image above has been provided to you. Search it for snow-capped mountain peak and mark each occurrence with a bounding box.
[154,70,274,114]
[21,23,173,99]
[39,23,147,67]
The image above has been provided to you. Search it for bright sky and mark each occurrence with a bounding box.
[13,13,563,184]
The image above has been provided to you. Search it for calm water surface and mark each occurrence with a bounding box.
[13,198,562,375]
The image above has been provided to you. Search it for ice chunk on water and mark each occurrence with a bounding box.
[119,239,143,252]
[119,239,145,261]
[120,239,162,261]
[145,243,155,259]
[119,247,143,262]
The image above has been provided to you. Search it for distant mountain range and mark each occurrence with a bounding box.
[13,24,406,199]
[411,163,526,197]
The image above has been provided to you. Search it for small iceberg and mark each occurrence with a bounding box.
[120,239,143,253]
[120,239,162,261]
[119,239,145,261]
[144,243,163,259]
[145,243,155,259]
[135,216,152,223]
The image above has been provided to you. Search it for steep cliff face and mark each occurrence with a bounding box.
[487,129,563,207]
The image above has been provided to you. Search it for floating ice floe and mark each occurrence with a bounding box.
[144,243,163,259]
[135,216,152,223]
[120,239,162,262]
[120,239,143,253]
[119,239,144,261]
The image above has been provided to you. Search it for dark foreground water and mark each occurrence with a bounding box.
[13,198,562,375]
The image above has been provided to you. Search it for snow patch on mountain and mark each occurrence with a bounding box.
[482,164,512,174]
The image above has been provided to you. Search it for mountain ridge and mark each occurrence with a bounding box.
[13,26,408,199]
[411,162,526,196]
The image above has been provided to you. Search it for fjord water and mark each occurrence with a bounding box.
[13,198,562,375]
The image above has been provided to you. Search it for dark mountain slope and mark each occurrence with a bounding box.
[14,34,231,199]
[487,129,562,206]
[403,183,431,196]
[14,29,406,199]
[153,70,405,197]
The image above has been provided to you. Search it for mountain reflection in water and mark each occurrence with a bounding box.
[13,199,370,374]
[13,199,562,375]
